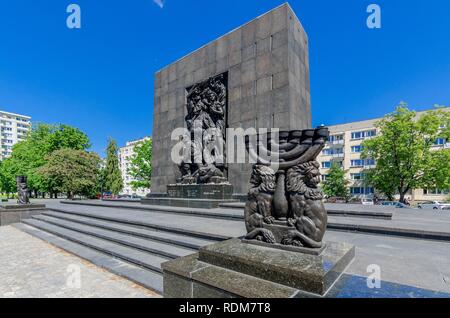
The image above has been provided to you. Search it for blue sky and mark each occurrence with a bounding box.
[0,0,449,156]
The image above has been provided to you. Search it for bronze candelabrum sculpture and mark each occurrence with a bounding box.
[244,127,329,249]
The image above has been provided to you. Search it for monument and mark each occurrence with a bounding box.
[16,176,31,205]
[160,4,355,298]
[0,176,46,227]
[150,3,312,199]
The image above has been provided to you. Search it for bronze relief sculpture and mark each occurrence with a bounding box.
[177,72,228,185]
[244,127,329,249]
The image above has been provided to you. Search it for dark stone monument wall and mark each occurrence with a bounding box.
[151,3,312,195]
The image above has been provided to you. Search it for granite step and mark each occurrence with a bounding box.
[219,202,393,220]
[40,210,212,250]
[14,223,163,294]
[47,207,233,241]
[22,218,171,274]
[60,200,244,220]
[31,214,195,259]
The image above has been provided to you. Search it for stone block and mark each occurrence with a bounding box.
[241,82,255,99]
[228,65,242,88]
[256,76,272,95]
[241,45,256,62]
[256,37,271,56]
[256,10,272,40]
[162,239,355,298]
[271,4,288,34]
[229,86,241,103]
[229,49,242,67]
[256,53,271,78]
[273,70,289,90]
[216,36,229,60]
[241,20,257,47]
[241,59,256,85]
[272,29,288,50]
[228,29,242,52]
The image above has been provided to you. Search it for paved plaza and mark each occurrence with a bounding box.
[0,226,159,298]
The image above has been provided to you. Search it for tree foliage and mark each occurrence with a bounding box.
[362,104,450,203]
[38,149,100,199]
[322,162,350,199]
[0,123,91,197]
[104,138,123,195]
[128,138,152,191]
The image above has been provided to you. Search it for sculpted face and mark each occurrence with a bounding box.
[305,167,321,188]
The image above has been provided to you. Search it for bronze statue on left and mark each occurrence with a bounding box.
[16,176,30,205]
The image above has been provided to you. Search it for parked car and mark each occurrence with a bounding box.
[380,201,411,209]
[326,197,348,203]
[417,201,450,210]
[361,198,374,205]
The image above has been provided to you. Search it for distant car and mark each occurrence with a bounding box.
[118,194,142,200]
[102,192,114,200]
[326,197,348,203]
[380,201,411,209]
[361,198,374,205]
[417,201,450,210]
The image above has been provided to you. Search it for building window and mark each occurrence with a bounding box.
[321,175,329,181]
[351,187,374,195]
[328,134,344,143]
[351,130,376,140]
[322,161,332,169]
[351,145,363,153]
[434,138,446,146]
[322,148,344,156]
[424,188,450,195]
[351,173,365,180]
[351,159,364,167]
[351,159,375,167]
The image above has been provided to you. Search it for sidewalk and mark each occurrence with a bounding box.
[0,226,159,298]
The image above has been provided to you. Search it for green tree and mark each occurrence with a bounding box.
[362,104,450,203]
[38,149,100,199]
[0,123,92,198]
[0,159,19,197]
[128,138,152,191]
[322,162,350,199]
[104,138,123,195]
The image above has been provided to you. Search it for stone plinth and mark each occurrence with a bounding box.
[167,184,234,200]
[0,204,46,227]
[162,238,355,298]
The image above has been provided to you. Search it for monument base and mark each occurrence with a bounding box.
[0,204,46,226]
[167,184,234,200]
[162,238,355,298]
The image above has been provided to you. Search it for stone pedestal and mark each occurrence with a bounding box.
[142,184,236,208]
[167,184,234,200]
[162,238,355,298]
[0,204,46,226]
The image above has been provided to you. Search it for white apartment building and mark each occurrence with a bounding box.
[119,137,151,197]
[318,107,450,202]
[0,111,31,160]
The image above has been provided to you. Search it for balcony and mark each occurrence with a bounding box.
[331,153,344,159]
[329,139,344,145]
